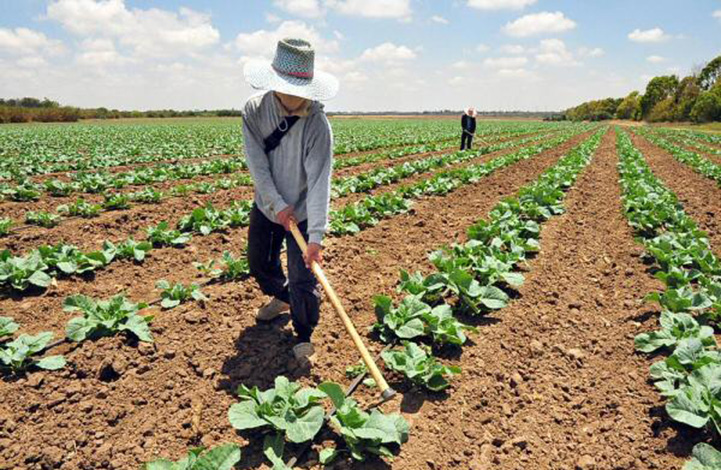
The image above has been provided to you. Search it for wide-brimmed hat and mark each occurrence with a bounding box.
[244,38,339,101]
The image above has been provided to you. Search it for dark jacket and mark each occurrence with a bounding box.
[461,114,476,133]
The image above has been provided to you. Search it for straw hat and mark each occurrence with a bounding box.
[243,38,339,101]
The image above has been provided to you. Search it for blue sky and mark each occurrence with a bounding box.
[1,0,719,111]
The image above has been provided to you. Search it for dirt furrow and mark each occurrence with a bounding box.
[0,129,595,470]
[630,132,721,257]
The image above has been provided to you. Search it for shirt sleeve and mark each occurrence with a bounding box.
[242,109,289,216]
[303,114,333,245]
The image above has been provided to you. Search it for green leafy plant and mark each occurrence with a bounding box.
[0,331,66,373]
[650,338,721,397]
[684,443,721,470]
[381,342,461,391]
[373,295,474,345]
[193,251,249,281]
[103,192,131,210]
[0,316,19,338]
[177,204,229,235]
[43,179,74,197]
[146,221,191,247]
[57,198,101,218]
[228,376,326,468]
[64,294,153,342]
[104,239,152,262]
[130,187,164,204]
[666,363,721,434]
[156,280,208,309]
[144,444,240,470]
[0,250,52,291]
[25,211,61,228]
[634,311,716,353]
[318,381,409,463]
[0,217,13,236]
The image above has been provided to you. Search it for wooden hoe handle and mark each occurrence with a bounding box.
[288,221,395,400]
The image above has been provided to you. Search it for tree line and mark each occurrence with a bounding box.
[0,98,243,124]
[565,54,721,123]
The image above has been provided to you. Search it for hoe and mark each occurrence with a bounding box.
[289,220,396,401]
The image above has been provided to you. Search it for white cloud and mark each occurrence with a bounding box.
[448,76,467,86]
[468,0,536,10]
[500,44,525,54]
[274,0,325,19]
[476,43,490,53]
[46,0,219,58]
[360,42,416,62]
[503,11,576,37]
[75,38,132,67]
[0,27,65,56]
[452,60,471,69]
[497,68,536,79]
[484,56,528,68]
[535,38,579,66]
[714,10,721,21]
[646,55,666,63]
[234,20,339,56]
[578,46,604,58]
[431,15,449,25]
[326,0,412,20]
[16,56,49,68]
[628,27,671,43]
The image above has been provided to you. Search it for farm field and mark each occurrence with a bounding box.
[2,117,721,470]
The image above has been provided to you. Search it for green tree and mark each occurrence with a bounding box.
[699,55,721,90]
[640,75,679,118]
[673,76,701,121]
[689,91,721,123]
[647,97,677,122]
[615,91,642,120]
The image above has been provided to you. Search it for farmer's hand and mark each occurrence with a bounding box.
[304,243,323,268]
[276,206,296,231]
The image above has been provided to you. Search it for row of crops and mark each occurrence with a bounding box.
[0,119,596,469]
[617,129,721,469]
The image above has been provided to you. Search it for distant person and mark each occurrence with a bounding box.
[461,107,477,150]
[241,38,338,367]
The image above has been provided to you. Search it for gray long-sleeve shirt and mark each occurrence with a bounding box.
[241,91,333,244]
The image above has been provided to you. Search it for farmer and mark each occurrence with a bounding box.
[241,38,338,366]
[461,107,477,150]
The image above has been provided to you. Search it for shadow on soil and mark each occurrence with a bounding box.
[218,315,312,396]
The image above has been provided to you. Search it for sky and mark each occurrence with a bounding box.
[0,0,720,112]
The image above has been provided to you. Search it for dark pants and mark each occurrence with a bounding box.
[247,204,320,342]
[461,132,473,150]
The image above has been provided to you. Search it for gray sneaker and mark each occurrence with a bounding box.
[292,342,315,367]
[256,298,290,321]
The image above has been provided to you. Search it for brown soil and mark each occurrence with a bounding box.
[0,129,598,470]
[631,132,721,256]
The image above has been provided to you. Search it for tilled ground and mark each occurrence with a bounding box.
[1,127,709,470]
[0,130,590,337]
[0,129,590,470]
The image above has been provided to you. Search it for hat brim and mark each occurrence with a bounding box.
[243,60,339,101]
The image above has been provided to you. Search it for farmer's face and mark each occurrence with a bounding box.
[275,91,308,113]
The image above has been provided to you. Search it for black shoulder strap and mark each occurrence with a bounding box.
[263,116,301,154]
